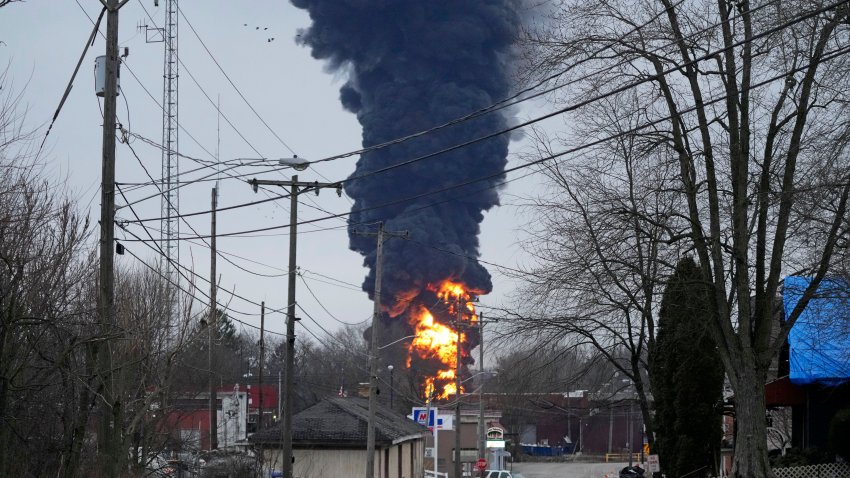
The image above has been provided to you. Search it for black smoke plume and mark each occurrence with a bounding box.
[292,0,521,393]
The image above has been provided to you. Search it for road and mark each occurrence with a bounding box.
[512,461,631,478]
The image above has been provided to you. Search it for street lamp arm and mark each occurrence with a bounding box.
[378,334,417,350]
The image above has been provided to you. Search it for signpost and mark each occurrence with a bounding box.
[476,458,487,478]
[412,408,454,478]
[647,454,660,473]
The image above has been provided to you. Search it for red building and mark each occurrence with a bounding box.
[163,383,279,451]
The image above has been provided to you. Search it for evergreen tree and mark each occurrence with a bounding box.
[650,257,724,477]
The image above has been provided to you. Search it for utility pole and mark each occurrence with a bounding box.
[248,176,342,478]
[258,301,266,471]
[363,223,408,478]
[455,301,463,478]
[477,312,485,464]
[97,0,128,474]
[366,222,385,478]
[259,301,265,429]
[208,186,218,450]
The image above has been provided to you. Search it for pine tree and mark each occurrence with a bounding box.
[651,257,724,478]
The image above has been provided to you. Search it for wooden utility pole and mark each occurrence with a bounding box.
[477,312,485,464]
[97,0,128,474]
[248,176,342,478]
[363,223,408,478]
[258,301,266,470]
[209,186,218,450]
[365,222,385,478]
[455,303,463,478]
[259,301,266,428]
[282,176,300,478]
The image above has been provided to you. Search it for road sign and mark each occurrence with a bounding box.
[412,408,435,426]
[475,459,487,471]
[647,454,660,473]
[424,447,435,458]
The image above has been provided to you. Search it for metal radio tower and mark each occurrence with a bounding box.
[160,0,180,291]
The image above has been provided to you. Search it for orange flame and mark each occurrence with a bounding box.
[405,280,481,400]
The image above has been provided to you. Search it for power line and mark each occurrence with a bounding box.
[117,0,839,231]
[121,244,285,336]
[115,175,296,324]
[202,0,779,178]
[117,35,850,242]
[74,0,302,228]
[138,1,264,158]
[299,274,370,325]
[176,3,297,156]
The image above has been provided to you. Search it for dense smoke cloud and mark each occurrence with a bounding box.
[291,0,521,314]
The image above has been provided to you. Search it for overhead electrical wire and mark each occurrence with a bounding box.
[74,0,219,161]
[74,0,305,226]
[116,0,747,206]
[143,2,353,226]
[299,274,370,325]
[116,184,274,320]
[118,186,360,339]
[198,0,781,177]
[119,28,850,242]
[118,0,835,231]
[119,218,287,322]
[138,1,265,158]
[175,3,297,156]
[81,2,849,339]
[121,244,285,336]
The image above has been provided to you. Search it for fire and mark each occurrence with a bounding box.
[405,280,481,400]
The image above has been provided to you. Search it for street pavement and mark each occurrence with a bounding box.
[512,461,631,478]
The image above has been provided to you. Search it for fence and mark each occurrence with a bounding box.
[772,462,850,478]
[604,452,641,463]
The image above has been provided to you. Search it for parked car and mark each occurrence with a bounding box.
[485,471,513,478]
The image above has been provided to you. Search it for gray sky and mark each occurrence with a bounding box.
[0,1,548,351]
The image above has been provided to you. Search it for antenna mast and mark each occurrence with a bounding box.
[161,0,180,296]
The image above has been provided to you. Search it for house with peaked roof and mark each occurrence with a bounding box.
[250,397,428,478]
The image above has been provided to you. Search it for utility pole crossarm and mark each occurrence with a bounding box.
[248,178,343,196]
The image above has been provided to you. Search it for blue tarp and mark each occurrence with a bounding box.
[783,276,850,385]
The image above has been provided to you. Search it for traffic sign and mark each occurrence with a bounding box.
[647,454,660,473]
[475,458,487,471]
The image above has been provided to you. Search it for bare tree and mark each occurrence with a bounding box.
[504,89,684,451]
[0,67,100,477]
[517,1,850,476]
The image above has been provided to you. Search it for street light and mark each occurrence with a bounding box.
[247,162,341,478]
[387,365,394,409]
[279,155,309,171]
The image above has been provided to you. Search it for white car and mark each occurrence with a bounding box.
[485,471,514,478]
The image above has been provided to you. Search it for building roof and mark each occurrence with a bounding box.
[249,397,427,448]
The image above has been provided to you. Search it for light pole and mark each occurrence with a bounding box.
[387,365,394,409]
[248,159,341,478]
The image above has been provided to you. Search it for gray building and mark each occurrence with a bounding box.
[251,397,427,478]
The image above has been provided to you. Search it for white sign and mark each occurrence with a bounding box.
[647,454,660,473]
[424,447,435,458]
